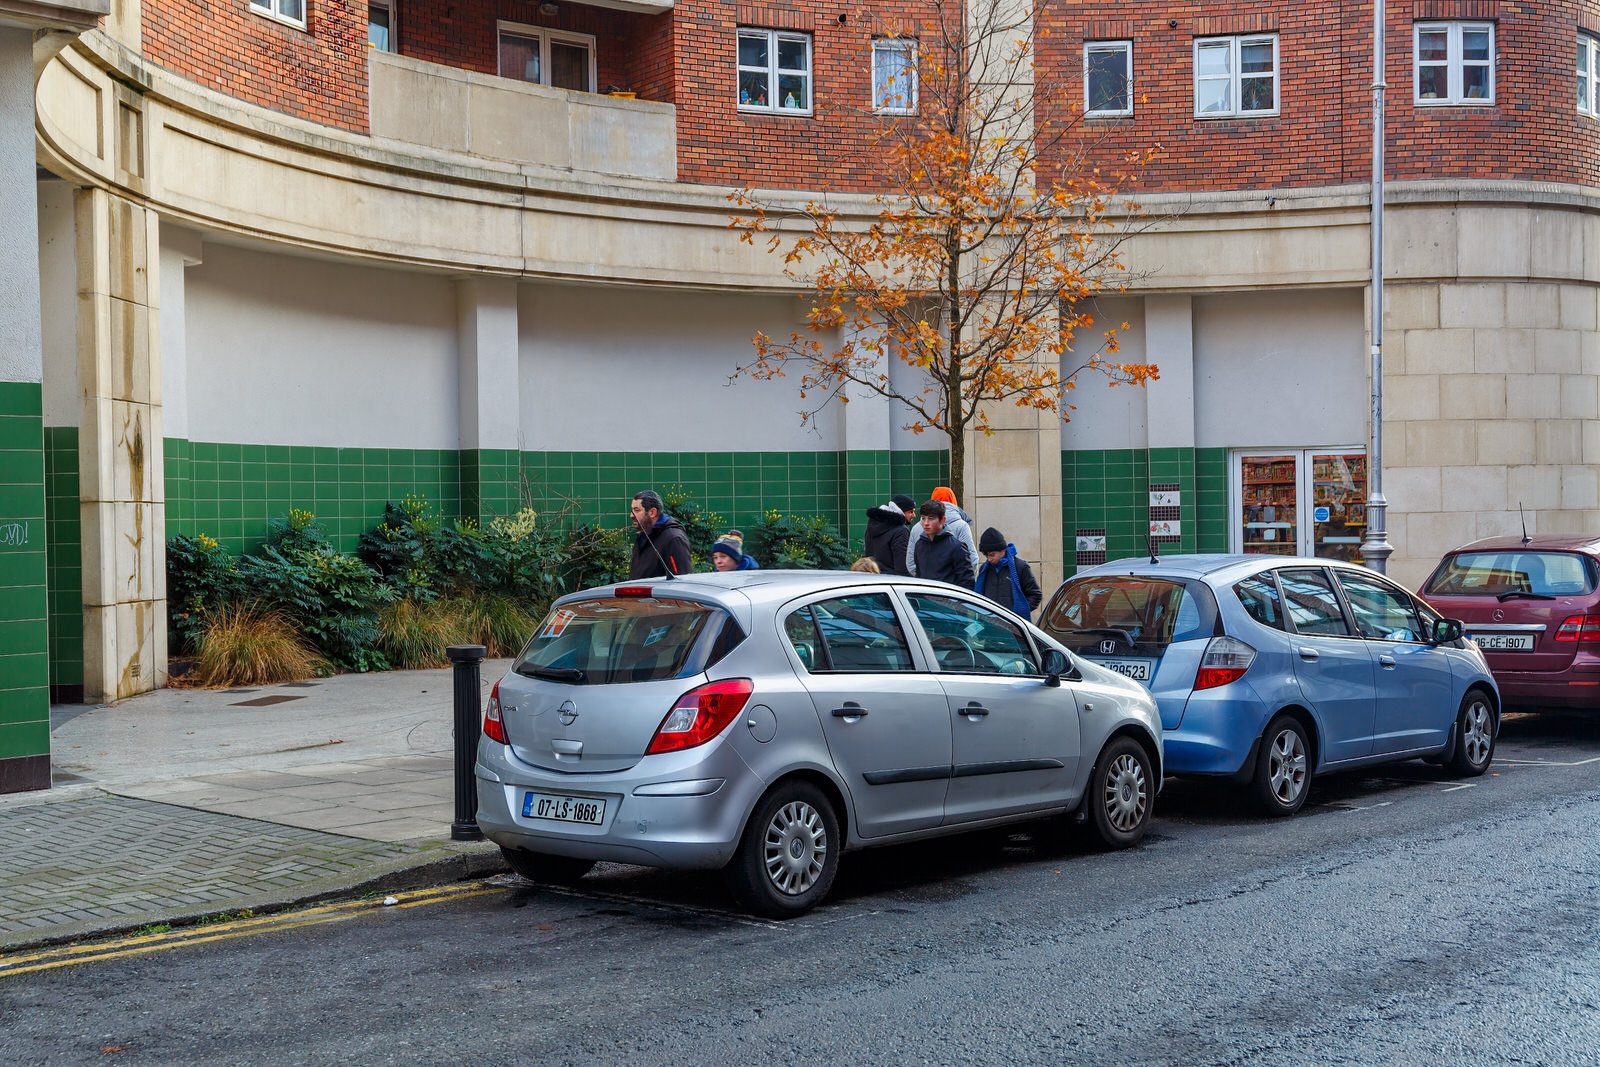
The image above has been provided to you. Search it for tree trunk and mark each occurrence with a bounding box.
[948,419,966,504]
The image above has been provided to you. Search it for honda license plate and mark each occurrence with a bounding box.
[522,791,606,825]
[1096,658,1152,682]
[1469,633,1534,652]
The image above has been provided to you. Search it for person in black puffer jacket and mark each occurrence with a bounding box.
[862,495,916,576]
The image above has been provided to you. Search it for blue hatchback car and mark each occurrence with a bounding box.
[1038,555,1499,814]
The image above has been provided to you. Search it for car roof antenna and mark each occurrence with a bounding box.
[1520,501,1531,546]
[1148,533,1160,566]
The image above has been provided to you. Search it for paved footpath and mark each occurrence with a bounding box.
[0,662,515,951]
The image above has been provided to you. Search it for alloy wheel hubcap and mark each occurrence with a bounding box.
[1269,729,1308,806]
[1464,701,1493,767]
[764,800,827,896]
[1103,753,1148,833]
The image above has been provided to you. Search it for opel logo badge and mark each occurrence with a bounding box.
[1492,608,1505,622]
[1099,640,1117,655]
[558,700,579,727]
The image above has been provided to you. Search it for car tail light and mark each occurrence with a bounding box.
[1553,615,1600,643]
[615,585,653,598]
[645,678,754,755]
[1195,636,1256,691]
[483,680,509,744]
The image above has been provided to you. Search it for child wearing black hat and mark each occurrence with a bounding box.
[976,527,1043,620]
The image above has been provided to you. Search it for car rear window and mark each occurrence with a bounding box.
[1040,575,1217,655]
[1424,551,1598,598]
[513,596,733,684]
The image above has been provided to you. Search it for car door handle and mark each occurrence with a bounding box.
[831,703,868,719]
[1298,647,1320,661]
[1378,655,1397,669]
[960,703,990,719]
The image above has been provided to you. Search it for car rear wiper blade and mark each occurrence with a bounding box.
[518,665,586,682]
[1496,591,1556,601]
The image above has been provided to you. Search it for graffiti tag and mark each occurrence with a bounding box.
[0,521,28,547]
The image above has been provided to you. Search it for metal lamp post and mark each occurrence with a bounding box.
[1361,0,1396,573]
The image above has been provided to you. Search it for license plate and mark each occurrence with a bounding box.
[1469,633,1534,652]
[1096,658,1152,682]
[522,791,606,825]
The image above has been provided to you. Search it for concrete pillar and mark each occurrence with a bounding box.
[75,187,166,702]
[1144,295,1196,450]
[0,26,51,791]
[157,226,202,444]
[840,318,894,549]
[457,277,521,522]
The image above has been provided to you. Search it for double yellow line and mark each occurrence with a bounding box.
[0,881,503,979]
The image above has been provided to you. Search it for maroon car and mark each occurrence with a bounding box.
[1420,535,1600,710]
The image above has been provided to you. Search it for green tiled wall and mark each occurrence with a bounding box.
[164,440,461,554]
[1061,446,1230,573]
[44,427,82,696]
[461,448,521,525]
[0,381,50,767]
[889,450,952,501]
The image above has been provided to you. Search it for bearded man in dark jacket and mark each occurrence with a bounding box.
[629,489,692,579]
[862,494,917,576]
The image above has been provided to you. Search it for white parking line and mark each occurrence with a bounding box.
[1439,783,1476,793]
[1492,756,1600,767]
[1339,801,1395,813]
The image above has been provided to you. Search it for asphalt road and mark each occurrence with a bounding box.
[4,711,1599,1066]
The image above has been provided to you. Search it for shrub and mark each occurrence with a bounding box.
[446,591,538,658]
[377,598,473,670]
[167,533,239,653]
[747,510,853,570]
[192,604,323,687]
[561,522,632,590]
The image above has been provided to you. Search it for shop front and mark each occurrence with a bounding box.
[1232,448,1368,562]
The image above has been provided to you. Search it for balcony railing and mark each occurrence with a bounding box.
[369,51,675,181]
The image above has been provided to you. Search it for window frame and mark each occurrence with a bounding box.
[737,27,814,116]
[368,0,397,53]
[496,20,599,93]
[871,36,919,115]
[1581,35,1598,118]
[1084,40,1134,117]
[1193,33,1279,119]
[1273,567,1359,640]
[1413,21,1495,107]
[249,0,306,31]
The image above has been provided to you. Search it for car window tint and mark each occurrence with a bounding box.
[907,594,1038,675]
[1039,575,1214,654]
[1336,572,1425,642]
[1424,550,1597,597]
[784,606,826,672]
[808,593,915,672]
[1235,574,1287,631]
[1276,569,1352,637]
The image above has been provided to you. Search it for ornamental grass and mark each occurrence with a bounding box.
[192,604,323,687]
[446,591,538,658]
[377,598,473,670]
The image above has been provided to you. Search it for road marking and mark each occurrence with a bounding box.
[0,882,499,979]
[1339,800,1395,813]
[1493,756,1600,767]
[1439,783,1477,792]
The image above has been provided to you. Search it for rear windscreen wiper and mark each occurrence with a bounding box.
[518,665,586,682]
[1496,591,1555,602]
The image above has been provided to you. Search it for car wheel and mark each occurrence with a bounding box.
[1251,715,1311,816]
[1087,736,1153,849]
[724,781,840,919]
[500,847,595,886]
[1446,690,1496,777]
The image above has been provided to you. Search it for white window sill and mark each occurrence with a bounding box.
[1194,110,1280,120]
[1086,108,1135,118]
[1413,99,1496,107]
[250,7,307,32]
[738,105,814,117]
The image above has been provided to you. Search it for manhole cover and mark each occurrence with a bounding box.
[230,694,305,708]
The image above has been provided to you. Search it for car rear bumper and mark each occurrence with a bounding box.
[1159,684,1270,777]
[1494,660,1600,709]
[473,737,766,870]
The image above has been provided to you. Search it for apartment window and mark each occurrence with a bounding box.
[738,28,812,114]
[1414,22,1494,105]
[1194,35,1277,117]
[249,0,305,30]
[1580,35,1598,116]
[872,38,918,114]
[1084,41,1133,116]
[369,1,396,52]
[498,22,597,92]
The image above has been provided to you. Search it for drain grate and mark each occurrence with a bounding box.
[230,694,305,708]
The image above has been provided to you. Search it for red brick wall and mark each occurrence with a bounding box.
[142,0,369,132]
[1039,0,1600,193]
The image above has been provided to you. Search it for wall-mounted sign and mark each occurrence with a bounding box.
[1149,489,1180,508]
[1313,506,1331,523]
[1149,520,1181,538]
[1075,533,1107,554]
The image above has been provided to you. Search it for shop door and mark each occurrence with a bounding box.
[1234,449,1367,561]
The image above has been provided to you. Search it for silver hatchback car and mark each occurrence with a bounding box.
[476,571,1164,917]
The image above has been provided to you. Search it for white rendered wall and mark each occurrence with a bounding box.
[37,182,77,426]
[0,29,42,386]
[183,242,459,448]
[517,283,843,452]
[1193,289,1365,449]
[1060,296,1150,451]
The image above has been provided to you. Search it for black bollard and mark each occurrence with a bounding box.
[447,644,488,842]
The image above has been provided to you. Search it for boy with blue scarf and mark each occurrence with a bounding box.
[976,527,1043,621]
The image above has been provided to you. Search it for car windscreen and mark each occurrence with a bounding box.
[513,596,727,684]
[1423,551,1598,598]
[1039,575,1218,656]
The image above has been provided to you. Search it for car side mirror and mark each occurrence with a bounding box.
[1432,618,1465,646]
[1042,648,1073,687]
